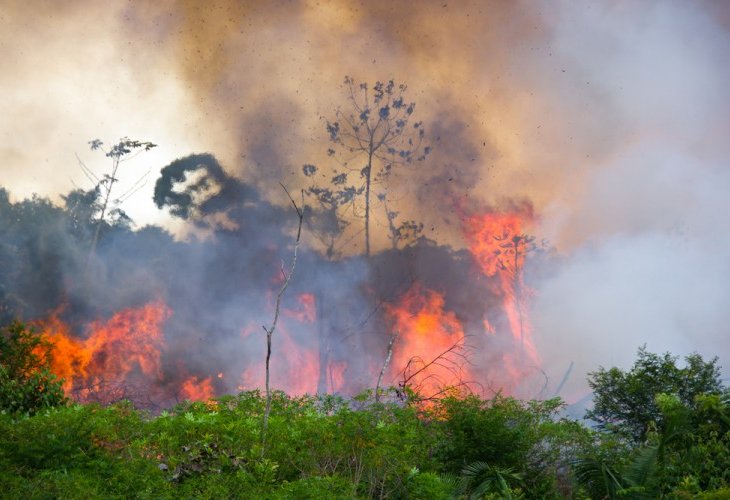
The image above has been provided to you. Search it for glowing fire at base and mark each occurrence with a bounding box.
[37,300,170,402]
[385,284,469,398]
[181,376,214,401]
[239,292,321,395]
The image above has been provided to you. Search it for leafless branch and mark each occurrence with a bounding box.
[396,335,478,403]
[261,185,304,453]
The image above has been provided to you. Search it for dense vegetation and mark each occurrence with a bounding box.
[1,322,729,498]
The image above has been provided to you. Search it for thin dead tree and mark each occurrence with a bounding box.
[261,186,304,451]
[82,138,156,265]
[374,333,397,403]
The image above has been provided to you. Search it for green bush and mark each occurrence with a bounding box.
[0,405,97,471]
[0,347,726,499]
[405,471,455,499]
[0,321,67,415]
[277,475,356,499]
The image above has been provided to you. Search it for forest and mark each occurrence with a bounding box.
[1,78,729,498]
[0,138,729,497]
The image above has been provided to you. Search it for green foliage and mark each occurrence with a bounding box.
[433,394,541,471]
[695,487,730,499]
[277,475,356,499]
[405,470,455,499]
[586,346,724,443]
[0,321,67,415]
[572,453,624,500]
[574,391,730,499]
[0,348,727,498]
[431,394,586,497]
[576,347,730,498]
[459,461,524,499]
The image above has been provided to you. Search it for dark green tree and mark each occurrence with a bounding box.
[586,346,724,443]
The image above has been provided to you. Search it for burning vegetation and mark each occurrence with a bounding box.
[0,76,560,409]
[0,161,547,409]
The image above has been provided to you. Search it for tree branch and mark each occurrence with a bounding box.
[261,185,305,453]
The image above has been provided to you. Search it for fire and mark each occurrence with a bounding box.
[239,329,320,395]
[464,212,527,277]
[181,375,214,401]
[385,284,468,397]
[27,210,544,406]
[239,292,321,395]
[37,300,170,401]
[283,293,316,323]
[462,209,541,368]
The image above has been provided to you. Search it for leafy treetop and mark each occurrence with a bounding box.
[585,346,725,443]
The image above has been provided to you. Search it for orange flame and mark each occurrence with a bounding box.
[37,300,170,399]
[181,375,214,401]
[462,210,541,369]
[385,284,468,397]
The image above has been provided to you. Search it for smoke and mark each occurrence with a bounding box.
[2,0,729,403]
[528,1,730,398]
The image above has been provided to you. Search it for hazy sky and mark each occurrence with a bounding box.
[2,0,729,391]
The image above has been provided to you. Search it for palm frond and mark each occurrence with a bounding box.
[572,456,623,500]
[460,461,522,499]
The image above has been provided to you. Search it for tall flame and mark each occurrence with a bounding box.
[462,210,541,370]
[37,300,170,402]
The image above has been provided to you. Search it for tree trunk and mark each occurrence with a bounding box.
[316,291,329,394]
[364,149,373,257]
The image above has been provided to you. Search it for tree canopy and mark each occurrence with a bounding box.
[585,346,725,443]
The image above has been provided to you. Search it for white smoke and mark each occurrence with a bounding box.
[531,1,730,400]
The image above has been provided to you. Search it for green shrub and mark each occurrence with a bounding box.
[277,475,356,499]
[0,321,67,415]
[405,471,455,499]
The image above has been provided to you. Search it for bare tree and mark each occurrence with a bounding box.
[261,186,304,451]
[374,333,397,403]
[306,76,431,256]
[81,137,156,261]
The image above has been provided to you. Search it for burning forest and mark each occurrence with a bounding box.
[2,0,729,413]
[0,155,551,409]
